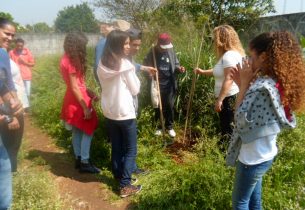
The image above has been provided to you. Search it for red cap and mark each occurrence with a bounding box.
[157,33,173,49]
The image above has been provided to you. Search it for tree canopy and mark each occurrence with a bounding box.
[54,3,99,33]
[93,0,275,31]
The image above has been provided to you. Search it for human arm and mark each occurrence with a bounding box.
[124,69,140,96]
[233,60,260,110]
[214,67,235,112]
[19,49,35,67]
[68,73,92,120]
[193,68,213,76]
[140,65,157,76]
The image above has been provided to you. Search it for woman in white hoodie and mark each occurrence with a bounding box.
[97,30,141,198]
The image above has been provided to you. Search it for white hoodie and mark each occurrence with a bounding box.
[97,58,140,120]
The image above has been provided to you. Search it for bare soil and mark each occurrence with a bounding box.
[23,116,130,210]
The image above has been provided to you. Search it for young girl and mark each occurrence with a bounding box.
[60,32,100,174]
[194,25,245,141]
[227,31,305,209]
[97,30,141,198]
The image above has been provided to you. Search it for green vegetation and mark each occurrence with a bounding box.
[30,38,305,209]
[54,2,99,33]
[11,143,63,210]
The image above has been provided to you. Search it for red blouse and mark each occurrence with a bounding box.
[60,54,98,135]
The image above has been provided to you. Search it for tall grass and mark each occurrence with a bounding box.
[30,36,305,209]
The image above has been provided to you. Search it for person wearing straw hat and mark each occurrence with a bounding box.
[143,33,185,138]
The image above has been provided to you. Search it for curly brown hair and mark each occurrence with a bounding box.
[64,32,88,75]
[250,31,305,111]
[213,25,245,60]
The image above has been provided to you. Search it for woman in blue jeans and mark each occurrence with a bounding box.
[0,18,24,210]
[97,30,141,198]
[228,31,305,209]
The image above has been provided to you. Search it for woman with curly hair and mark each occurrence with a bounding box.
[227,31,305,209]
[60,32,100,173]
[194,25,245,143]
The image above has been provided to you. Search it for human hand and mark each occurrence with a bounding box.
[10,98,23,116]
[18,57,26,65]
[143,66,157,77]
[8,117,20,130]
[83,107,92,120]
[178,66,186,73]
[193,68,203,75]
[236,57,260,90]
[214,99,223,112]
[87,89,99,102]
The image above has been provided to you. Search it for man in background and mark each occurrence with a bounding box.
[9,38,35,111]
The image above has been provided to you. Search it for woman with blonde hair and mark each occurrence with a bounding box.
[228,31,305,209]
[194,25,245,142]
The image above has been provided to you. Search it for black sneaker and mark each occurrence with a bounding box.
[120,185,142,198]
[79,162,101,174]
[75,156,81,169]
[133,168,149,176]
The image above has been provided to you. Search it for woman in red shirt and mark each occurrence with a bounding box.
[60,32,100,173]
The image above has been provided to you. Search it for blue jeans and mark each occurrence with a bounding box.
[106,118,137,188]
[72,126,93,162]
[232,159,273,210]
[0,139,12,210]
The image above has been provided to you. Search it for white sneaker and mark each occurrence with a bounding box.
[155,129,162,136]
[168,129,176,138]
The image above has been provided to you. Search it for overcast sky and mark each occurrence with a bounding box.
[1,0,304,26]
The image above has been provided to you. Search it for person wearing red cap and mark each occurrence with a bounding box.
[144,33,185,138]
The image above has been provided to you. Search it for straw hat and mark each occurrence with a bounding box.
[112,19,131,31]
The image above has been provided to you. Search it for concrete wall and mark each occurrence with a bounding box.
[241,12,305,42]
[16,33,101,57]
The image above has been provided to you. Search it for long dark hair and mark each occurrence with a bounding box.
[101,30,129,70]
[64,32,88,75]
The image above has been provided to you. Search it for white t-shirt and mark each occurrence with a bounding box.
[238,134,278,165]
[10,59,29,108]
[213,50,242,97]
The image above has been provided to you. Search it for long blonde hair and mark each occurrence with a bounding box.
[213,25,245,60]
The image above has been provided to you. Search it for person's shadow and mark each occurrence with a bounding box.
[26,149,117,191]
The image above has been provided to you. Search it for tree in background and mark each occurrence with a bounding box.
[54,2,98,33]
[25,22,53,33]
[0,12,28,32]
[93,0,274,32]
[93,0,162,29]
[161,0,275,30]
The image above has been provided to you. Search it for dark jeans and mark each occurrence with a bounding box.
[218,94,236,139]
[106,118,137,188]
[155,87,175,130]
[1,115,24,172]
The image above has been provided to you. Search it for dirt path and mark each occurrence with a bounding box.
[23,116,130,210]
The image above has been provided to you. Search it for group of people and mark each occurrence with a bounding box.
[1,16,305,210]
[0,18,35,210]
[60,20,187,198]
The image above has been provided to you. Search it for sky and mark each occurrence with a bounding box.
[1,0,304,26]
